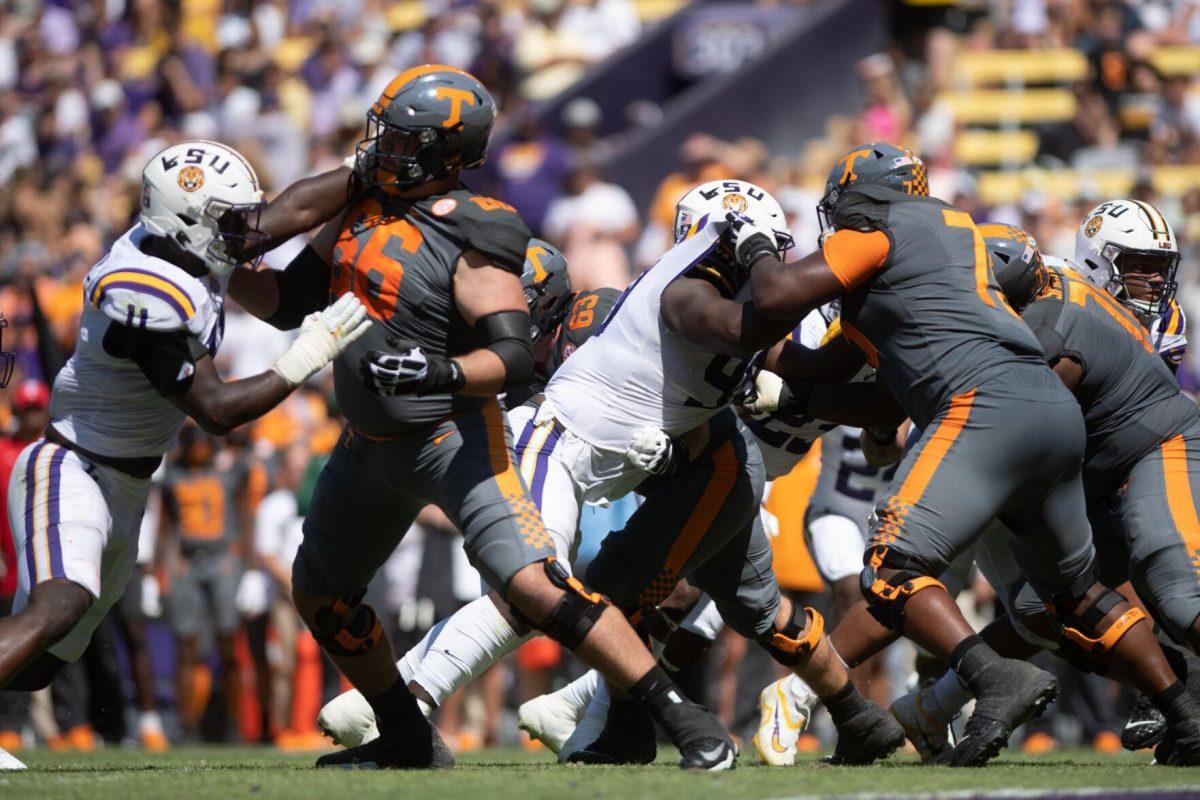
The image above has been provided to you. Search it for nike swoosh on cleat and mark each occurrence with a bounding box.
[697,745,728,762]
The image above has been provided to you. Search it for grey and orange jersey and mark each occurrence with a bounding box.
[330,186,531,437]
[161,461,247,553]
[824,185,1045,428]
[1020,266,1200,495]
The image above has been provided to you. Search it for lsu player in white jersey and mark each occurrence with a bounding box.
[1072,199,1187,372]
[0,141,370,770]
[317,179,905,769]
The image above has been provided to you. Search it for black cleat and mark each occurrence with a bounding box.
[1123,694,1168,751]
[658,698,737,771]
[827,700,906,765]
[567,697,657,766]
[1154,716,1200,766]
[948,659,1057,767]
[315,725,455,770]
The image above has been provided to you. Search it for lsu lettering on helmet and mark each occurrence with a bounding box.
[356,65,495,191]
[817,143,928,235]
[979,223,1048,313]
[140,140,266,276]
[675,179,795,255]
[521,239,572,344]
[1075,199,1180,325]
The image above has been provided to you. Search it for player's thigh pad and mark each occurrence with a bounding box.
[199,552,242,635]
[587,409,764,611]
[689,511,781,639]
[10,443,143,603]
[38,459,148,663]
[804,506,868,584]
[514,413,583,566]
[1117,427,1200,642]
[293,427,423,598]
[421,403,557,592]
[166,566,204,638]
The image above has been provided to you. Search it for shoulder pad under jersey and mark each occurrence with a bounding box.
[429,189,532,275]
[86,258,212,335]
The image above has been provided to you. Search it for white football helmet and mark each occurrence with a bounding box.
[674,179,795,258]
[140,140,266,276]
[1074,199,1180,324]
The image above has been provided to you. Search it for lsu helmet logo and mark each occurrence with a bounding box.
[721,193,748,214]
[1084,215,1103,238]
[177,166,205,192]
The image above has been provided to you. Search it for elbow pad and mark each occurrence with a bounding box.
[477,310,534,391]
[265,245,332,330]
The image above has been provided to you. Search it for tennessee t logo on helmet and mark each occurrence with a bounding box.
[818,143,928,238]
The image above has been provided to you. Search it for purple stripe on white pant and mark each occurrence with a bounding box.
[45,446,67,579]
[22,440,46,581]
[529,423,562,508]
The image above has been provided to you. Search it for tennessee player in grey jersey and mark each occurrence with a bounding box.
[711,142,1200,766]
[229,65,735,771]
[891,224,1200,765]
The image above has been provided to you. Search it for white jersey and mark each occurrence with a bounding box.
[1054,254,1187,366]
[544,220,758,452]
[745,308,839,480]
[810,426,897,522]
[50,224,226,458]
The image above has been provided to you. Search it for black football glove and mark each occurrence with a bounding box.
[725,211,779,269]
[361,346,465,396]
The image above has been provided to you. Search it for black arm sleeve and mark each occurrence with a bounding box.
[103,324,209,396]
[477,309,534,391]
[265,245,332,330]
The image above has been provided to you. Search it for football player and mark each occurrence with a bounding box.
[721,142,1200,766]
[314,241,618,752]
[229,66,734,770]
[1073,199,1187,371]
[314,178,904,769]
[0,140,370,771]
[892,222,1200,765]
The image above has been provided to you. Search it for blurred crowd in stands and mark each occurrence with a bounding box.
[0,0,1198,757]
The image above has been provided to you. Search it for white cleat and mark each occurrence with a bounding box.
[889,685,956,763]
[558,681,612,763]
[518,692,584,754]
[318,689,379,748]
[0,746,26,771]
[752,675,818,766]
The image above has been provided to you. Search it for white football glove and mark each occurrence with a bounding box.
[141,573,162,618]
[725,211,779,267]
[742,370,784,415]
[626,426,674,475]
[235,569,271,617]
[272,292,371,386]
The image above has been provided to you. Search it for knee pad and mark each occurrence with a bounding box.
[759,605,825,667]
[860,547,945,632]
[529,557,610,651]
[1047,587,1146,654]
[309,593,383,657]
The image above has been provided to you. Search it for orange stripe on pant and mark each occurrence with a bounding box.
[480,401,551,552]
[873,389,975,552]
[1161,435,1200,573]
[637,440,740,608]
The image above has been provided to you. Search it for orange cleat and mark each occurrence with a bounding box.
[1022,731,1058,754]
[796,733,822,753]
[0,731,20,752]
[66,724,96,752]
[1093,730,1122,754]
[142,728,170,753]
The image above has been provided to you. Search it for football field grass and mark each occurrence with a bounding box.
[4,746,1200,800]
